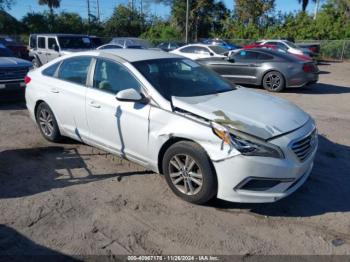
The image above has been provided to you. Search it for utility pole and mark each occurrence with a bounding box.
[314,0,320,20]
[96,0,100,21]
[185,0,189,43]
[87,0,91,24]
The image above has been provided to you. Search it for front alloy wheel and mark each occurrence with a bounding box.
[163,141,216,204]
[168,154,203,195]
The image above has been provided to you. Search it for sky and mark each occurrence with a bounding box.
[8,0,318,20]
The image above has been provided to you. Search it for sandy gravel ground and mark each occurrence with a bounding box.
[0,62,349,257]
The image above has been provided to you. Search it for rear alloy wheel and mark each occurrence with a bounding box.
[162,141,216,204]
[263,71,285,92]
[36,103,61,142]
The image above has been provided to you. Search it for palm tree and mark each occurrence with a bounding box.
[38,0,60,16]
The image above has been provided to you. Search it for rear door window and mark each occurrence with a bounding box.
[48,38,58,50]
[234,50,258,61]
[257,53,274,60]
[180,46,196,53]
[58,57,92,85]
[42,62,60,77]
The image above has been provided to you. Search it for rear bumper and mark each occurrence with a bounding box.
[0,81,26,101]
[286,72,319,88]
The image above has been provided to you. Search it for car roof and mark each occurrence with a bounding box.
[99,49,181,62]
[30,34,90,37]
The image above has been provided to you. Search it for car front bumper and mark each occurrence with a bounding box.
[212,119,317,203]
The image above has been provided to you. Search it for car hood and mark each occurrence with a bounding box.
[0,57,32,68]
[172,88,309,140]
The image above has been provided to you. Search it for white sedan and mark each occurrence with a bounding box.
[257,39,308,56]
[25,49,318,204]
[170,44,228,60]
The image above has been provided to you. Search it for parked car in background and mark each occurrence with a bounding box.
[254,40,312,57]
[170,44,228,60]
[296,42,321,57]
[108,37,155,49]
[0,44,32,101]
[198,48,319,92]
[202,38,241,50]
[0,35,28,59]
[25,49,318,204]
[157,41,184,52]
[28,34,94,67]
[96,44,123,50]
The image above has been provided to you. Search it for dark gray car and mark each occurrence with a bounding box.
[197,48,319,92]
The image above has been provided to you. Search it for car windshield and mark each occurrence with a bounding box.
[132,58,235,100]
[58,36,93,49]
[0,47,14,57]
[209,45,227,54]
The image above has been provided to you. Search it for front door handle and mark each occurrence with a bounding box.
[249,63,259,67]
[50,88,59,93]
[90,101,101,108]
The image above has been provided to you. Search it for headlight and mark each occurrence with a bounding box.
[211,122,284,159]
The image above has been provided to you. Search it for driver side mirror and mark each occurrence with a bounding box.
[115,88,148,103]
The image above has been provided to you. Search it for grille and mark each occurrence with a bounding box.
[291,129,317,162]
[0,67,28,81]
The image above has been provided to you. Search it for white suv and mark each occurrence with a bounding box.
[25,49,318,204]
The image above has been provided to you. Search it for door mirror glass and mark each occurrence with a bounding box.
[116,88,143,102]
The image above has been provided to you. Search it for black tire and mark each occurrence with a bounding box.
[36,102,61,142]
[262,71,285,92]
[162,141,217,204]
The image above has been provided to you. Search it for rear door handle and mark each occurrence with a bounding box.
[50,88,59,93]
[90,101,101,108]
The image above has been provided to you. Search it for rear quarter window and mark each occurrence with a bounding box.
[42,62,60,77]
[57,57,92,85]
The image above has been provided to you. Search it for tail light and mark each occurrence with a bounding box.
[24,75,31,85]
[303,64,313,73]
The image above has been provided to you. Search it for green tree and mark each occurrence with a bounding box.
[53,12,84,34]
[104,4,146,37]
[169,0,229,41]
[22,12,49,33]
[0,10,22,34]
[141,19,181,41]
[234,0,275,25]
[38,0,60,16]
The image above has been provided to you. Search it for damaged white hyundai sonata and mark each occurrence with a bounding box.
[25,49,318,204]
